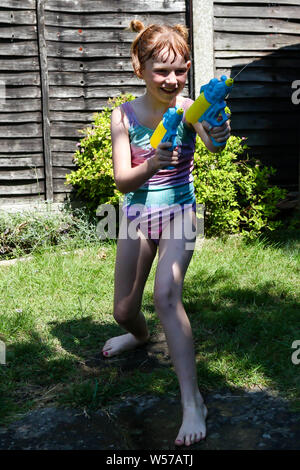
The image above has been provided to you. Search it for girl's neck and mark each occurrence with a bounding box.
[142,91,178,115]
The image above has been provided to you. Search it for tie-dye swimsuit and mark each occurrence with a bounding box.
[121,98,197,245]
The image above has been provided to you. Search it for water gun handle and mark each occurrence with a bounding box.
[161,127,177,149]
[202,106,229,147]
[150,107,184,169]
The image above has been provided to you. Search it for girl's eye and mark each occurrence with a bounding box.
[154,69,187,75]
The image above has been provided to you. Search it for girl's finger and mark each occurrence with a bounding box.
[157,141,172,149]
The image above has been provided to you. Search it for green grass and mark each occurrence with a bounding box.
[0,218,299,425]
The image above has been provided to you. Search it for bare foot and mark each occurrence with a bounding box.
[102,333,150,358]
[174,397,208,447]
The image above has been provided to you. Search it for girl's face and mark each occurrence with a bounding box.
[141,47,191,105]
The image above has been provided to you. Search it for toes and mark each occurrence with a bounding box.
[175,440,183,446]
[102,339,112,349]
[102,346,113,357]
[175,436,184,446]
[103,348,116,358]
[176,432,204,447]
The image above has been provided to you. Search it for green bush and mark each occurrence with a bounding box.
[66,94,135,211]
[66,94,287,238]
[193,134,287,239]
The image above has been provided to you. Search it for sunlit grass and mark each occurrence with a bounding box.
[0,225,299,425]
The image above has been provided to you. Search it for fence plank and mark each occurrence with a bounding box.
[52,153,76,166]
[44,11,185,28]
[0,139,43,153]
[0,99,41,112]
[45,27,138,42]
[49,72,139,87]
[0,26,37,40]
[0,42,38,56]
[215,17,300,35]
[0,181,44,195]
[0,155,44,167]
[47,57,133,72]
[216,0,300,5]
[0,72,40,86]
[0,10,36,24]
[0,57,39,71]
[214,5,300,19]
[3,0,36,9]
[215,33,300,50]
[0,123,42,138]
[0,112,41,123]
[45,0,186,13]
[0,168,44,180]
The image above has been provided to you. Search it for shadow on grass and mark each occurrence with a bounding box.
[183,259,300,399]
[1,230,299,424]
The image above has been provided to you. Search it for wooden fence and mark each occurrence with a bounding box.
[0,0,191,209]
[0,0,299,210]
[213,0,300,194]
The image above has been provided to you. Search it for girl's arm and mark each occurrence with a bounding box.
[192,119,231,153]
[111,106,157,193]
[111,106,178,193]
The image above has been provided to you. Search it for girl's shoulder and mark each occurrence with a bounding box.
[111,103,130,131]
[118,99,140,129]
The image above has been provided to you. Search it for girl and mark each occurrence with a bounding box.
[102,20,231,447]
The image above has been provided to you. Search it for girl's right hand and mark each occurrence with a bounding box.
[151,142,179,171]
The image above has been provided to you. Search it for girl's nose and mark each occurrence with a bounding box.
[165,71,177,84]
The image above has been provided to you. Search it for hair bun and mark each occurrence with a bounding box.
[174,24,189,42]
[129,19,145,33]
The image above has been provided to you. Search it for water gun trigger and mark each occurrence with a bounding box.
[214,107,229,127]
[150,106,184,169]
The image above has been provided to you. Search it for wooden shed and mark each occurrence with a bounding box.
[0,0,299,211]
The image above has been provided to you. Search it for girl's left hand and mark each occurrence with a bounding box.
[202,118,231,145]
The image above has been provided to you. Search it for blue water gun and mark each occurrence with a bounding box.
[185,75,234,147]
[150,106,184,169]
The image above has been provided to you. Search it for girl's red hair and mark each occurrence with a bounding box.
[128,20,191,78]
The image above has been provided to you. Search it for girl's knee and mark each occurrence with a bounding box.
[154,283,180,313]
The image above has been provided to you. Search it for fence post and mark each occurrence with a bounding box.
[36,0,53,202]
[192,0,214,94]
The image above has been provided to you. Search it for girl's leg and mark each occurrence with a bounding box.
[102,216,157,357]
[153,209,207,446]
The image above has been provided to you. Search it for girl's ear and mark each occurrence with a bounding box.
[186,61,192,71]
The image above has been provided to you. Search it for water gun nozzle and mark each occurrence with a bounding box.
[225,78,234,87]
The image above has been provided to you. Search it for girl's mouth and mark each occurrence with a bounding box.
[161,88,177,95]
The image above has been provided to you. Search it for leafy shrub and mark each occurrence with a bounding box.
[193,135,287,239]
[66,94,135,211]
[66,94,287,238]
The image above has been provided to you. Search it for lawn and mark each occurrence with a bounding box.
[0,217,299,425]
